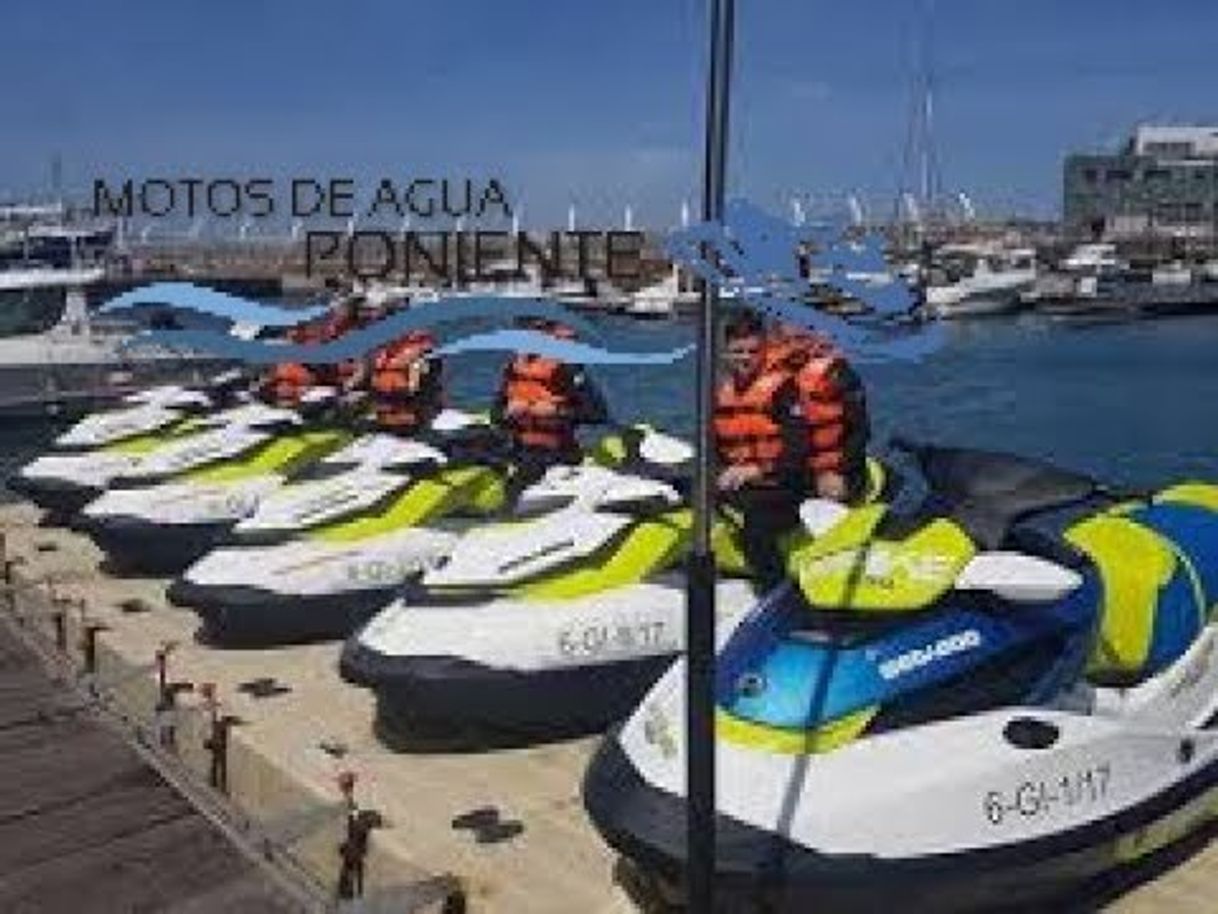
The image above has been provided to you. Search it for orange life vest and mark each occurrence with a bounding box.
[713,370,788,479]
[264,322,324,405]
[782,338,867,479]
[502,354,576,451]
[370,331,438,430]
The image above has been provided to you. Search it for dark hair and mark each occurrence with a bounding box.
[724,308,764,341]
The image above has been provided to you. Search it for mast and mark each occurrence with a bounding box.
[687,0,735,910]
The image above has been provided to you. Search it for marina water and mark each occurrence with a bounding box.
[2,311,1216,493]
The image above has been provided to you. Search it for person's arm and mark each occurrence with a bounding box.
[563,366,610,425]
[417,357,443,403]
[772,380,809,488]
[489,365,509,425]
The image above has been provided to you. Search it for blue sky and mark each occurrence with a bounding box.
[3,0,1216,228]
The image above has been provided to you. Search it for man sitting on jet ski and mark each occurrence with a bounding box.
[715,310,870,588]
[491,316,610,500]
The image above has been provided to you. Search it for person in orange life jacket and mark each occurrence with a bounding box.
[766,323,871,504]
[491,317,609,497]
[348,298,444,433]
[259,296,365,406]
[714,309,810,590]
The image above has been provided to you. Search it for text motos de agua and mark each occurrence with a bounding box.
[94,177,648,283]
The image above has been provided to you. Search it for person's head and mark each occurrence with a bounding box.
[723,308,766,382]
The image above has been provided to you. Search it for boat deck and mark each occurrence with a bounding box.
[1,498,1218,913]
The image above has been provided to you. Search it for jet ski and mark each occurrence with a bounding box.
[339,453,895,742]
[76,391,354,573]
[10,371,252,516]
[170,426,695,647]
[583,441,1218,913]
[339,457,764,740]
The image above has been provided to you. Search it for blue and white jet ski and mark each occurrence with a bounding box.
[584,442,1218,913]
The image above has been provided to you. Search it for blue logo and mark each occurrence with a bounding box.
[104,200,940,366]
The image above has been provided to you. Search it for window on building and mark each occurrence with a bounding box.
[1144,141,1194,157]
[1143,168,1170,182]
[1106,168,1132,183]
[1082,168,1098,183]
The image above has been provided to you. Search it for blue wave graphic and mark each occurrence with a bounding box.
[121,324,691,367]
[99,282,330,327]
[432,329,693,365]
[117,293,633,364]
[104,199,939,367]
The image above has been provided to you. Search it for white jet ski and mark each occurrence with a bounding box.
[583,442,1218,913]
[171,426,697,648]
[9,372,249,514]
[75,392,353,573]
[339,455,763,740]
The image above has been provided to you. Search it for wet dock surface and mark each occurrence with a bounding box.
[0,617,304,914]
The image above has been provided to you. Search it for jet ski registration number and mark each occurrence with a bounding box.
[983,763,1111,826]
[557,620,667,659]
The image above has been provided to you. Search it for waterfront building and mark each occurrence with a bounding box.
[1063,125,1218,240]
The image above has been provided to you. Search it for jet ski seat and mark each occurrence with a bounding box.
[886,441,1115,555]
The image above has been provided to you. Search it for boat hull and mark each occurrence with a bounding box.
[583,732,1218,913]
[169,578,397,646]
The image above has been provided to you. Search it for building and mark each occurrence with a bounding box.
[1063,126,1218,240]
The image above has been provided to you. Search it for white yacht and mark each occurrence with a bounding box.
[923,243,1038,318]
[0,263,228,417]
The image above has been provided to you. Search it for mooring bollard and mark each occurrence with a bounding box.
[0,532,9,614]
[199,682,240,794]
[154,643,192,751]
[80,621,108,675]
[51,604,67,651]
[335,770,383,901]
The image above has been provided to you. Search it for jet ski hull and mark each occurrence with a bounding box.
[169,579,397,646]
[5,474,102,518]
[584,732,1218,913]
[343,578,758,742]
[170,526,460,645]
[81,515,231,575]
[340,640,674,737]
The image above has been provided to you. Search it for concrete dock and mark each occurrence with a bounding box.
[0,501,632,914]
[3,498,1218,913]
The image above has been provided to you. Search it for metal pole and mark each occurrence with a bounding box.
[687,0,735,910]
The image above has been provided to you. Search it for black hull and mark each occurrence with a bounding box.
[6,474,100,518]
[168,579,395,646]
[582,732,1218,913]
[82,515,229,575]
[341,640,674,742]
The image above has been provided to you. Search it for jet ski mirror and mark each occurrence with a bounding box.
[430,409,490,434]
[799,499,850,537]
[299,386,338,405]
[637,429,694,467]
[954,552,1083,603]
